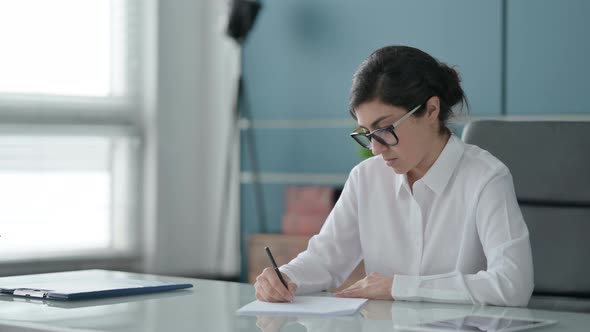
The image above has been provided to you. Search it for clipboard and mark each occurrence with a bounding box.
[0,269,193,301]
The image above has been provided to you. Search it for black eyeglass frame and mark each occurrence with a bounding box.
[349,103,423,150]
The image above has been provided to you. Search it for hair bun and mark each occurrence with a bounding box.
[440,64,464,107]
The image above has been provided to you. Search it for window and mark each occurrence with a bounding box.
[0,0,143,262]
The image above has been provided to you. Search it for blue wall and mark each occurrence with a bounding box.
[506,0,590,114]
[239,0,590,280]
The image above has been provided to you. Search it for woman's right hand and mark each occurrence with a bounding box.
[254,267,297,302]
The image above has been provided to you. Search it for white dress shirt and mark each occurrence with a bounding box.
[280,135,534,306]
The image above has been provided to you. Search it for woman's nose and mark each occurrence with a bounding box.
[370,138,388,155]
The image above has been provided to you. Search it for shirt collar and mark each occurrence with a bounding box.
[395,135,465,196]
[395,172,409,196]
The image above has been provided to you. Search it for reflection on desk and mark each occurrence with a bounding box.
[0,270,587,332]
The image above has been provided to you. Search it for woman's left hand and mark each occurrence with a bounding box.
[334,273,394,300]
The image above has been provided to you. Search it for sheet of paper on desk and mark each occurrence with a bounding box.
[237,296,368,316]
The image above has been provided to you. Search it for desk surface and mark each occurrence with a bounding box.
[0,270,588,332]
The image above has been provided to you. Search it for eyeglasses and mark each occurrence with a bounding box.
[350,103,422,150]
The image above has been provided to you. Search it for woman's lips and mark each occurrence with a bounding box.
[385,158,398,167]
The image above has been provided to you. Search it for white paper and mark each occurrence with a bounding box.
[237,296,368,316]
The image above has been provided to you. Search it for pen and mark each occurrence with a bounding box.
[264,246,289,290]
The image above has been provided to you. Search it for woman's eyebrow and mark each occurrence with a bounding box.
[370,114,395,130]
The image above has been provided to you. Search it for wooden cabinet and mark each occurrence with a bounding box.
[248,233,365,292]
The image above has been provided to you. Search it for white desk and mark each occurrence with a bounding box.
[0,270,588,331]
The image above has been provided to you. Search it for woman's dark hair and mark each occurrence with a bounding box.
[349,45,468,135]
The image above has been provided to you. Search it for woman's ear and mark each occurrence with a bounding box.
[425,96,440,123]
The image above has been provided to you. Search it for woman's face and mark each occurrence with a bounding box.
[354,99,439,176]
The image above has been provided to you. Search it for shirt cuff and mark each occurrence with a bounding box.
[392,274,421,301]
[279,267,300,291]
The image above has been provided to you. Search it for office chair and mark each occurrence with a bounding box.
[462,120,590,312]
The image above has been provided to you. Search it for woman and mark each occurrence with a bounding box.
[254,45,534,306]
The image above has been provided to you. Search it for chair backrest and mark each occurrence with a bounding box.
[462,120,590,298]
